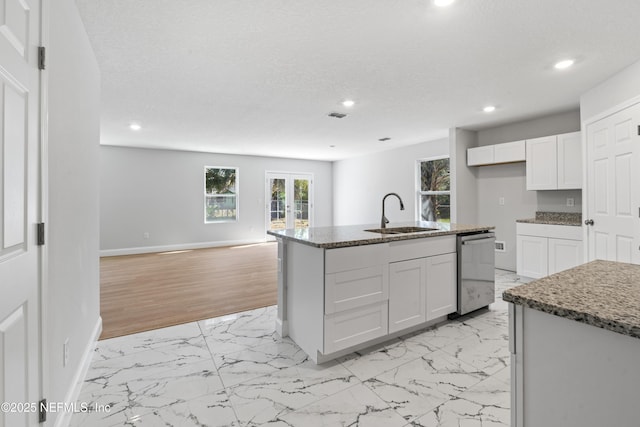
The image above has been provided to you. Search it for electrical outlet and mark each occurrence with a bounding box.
[499,197,505,206]
[63,339,69,367]
[143,232,150,239]
[566,198,575,207]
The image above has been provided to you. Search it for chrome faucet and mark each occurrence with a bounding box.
[381,193,405,228]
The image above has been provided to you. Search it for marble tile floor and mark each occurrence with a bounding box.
[70,269,524,427]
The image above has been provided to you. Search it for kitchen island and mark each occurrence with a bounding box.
[503,260,640,427]
[267,221,494,363]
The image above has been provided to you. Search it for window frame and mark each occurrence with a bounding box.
[204,166,239,224]
[415,155,451,222]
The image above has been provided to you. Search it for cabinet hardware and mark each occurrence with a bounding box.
[584,219,594,226]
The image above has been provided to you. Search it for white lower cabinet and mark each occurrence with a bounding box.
[516,223,583,279]
[516,235,548,278]
[389,258,426,333]
[389,251,457,333]
[548,238,583,275]
[426,252,457,321]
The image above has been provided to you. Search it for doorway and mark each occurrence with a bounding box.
[266,173,313,234]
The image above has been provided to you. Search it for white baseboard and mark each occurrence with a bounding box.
[100,238,269,257]
[54,316,102,427]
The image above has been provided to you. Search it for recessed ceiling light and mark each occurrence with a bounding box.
[483,105,496,113]
[342,99,355,107]
[554,59,575,70]
[129,122,142,131]
[434,0,455,7]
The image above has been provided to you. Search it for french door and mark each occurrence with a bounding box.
[266,173,313,235]
[0,0,44,425]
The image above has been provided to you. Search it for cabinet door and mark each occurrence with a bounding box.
[389,259,426,333]
[467,145,494,166]
[557,132,582,189]
[426,252,457,321]
[548,238,583,275]
[517,235,548,278]
[526,136,558,190]
[494,140,526,164]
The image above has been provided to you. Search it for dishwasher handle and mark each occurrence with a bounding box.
[461,237,495,246]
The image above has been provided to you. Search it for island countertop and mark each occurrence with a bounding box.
[267,221,494,249]
[503,260,640,339]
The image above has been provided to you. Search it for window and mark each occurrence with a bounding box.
[417,157,450,223]
[204,167,238,223]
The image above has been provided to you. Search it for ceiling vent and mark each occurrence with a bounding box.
[328,112,347,119]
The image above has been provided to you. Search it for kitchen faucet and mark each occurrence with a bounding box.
[381,193,405,228]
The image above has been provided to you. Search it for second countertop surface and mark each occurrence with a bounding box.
[503,260,640,340]
[516,211,582,226]
[267,221,494,249]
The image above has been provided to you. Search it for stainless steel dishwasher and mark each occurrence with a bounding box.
[455,231,496,316]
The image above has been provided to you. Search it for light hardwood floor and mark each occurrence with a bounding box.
[100,242,278,339]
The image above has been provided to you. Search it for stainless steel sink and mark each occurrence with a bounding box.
[364,226,439,234]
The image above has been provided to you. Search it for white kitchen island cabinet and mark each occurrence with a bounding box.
[504,261,640,427]
[268,221,492,363]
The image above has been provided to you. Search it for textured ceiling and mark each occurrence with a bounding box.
[75,0,640,161]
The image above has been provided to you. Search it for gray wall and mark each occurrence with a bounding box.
[449,128,479,225]
[580,58,640,121]
[48,1,101,425]
[333,138,449,226]
[100,146,333,254]
[475,110,581,270]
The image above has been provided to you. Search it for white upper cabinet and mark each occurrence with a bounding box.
[526,131,582,190]
[467,140,525,166]
[467,145,495,166]
[557,132,582,189]
[494,140,526,164]
[526,136,558,190]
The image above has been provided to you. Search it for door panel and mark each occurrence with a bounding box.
[0,1,42,425]
[586,103,640,264]
[0,0,30,57]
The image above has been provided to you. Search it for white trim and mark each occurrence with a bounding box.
[54,316,102,427]
[100,238,268,257]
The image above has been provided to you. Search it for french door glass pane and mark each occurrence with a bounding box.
[269,178,286,230]
[293,178,310,229]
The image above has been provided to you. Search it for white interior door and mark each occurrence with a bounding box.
[0,0,44,425]
[585,103,640,264]
[266,173,313,235]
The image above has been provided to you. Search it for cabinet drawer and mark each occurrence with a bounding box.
[325,265,389,314]
[389,235,455,262]
[324,302,388,354]
[325,244,389,274]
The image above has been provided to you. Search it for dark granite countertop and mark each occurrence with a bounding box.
[267,221,494,249]
[516,211,582,226]
[503,260,640,339]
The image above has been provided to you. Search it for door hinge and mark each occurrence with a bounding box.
[37,223,45,245]
[39,399,47,423]
[38,46,46,70]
